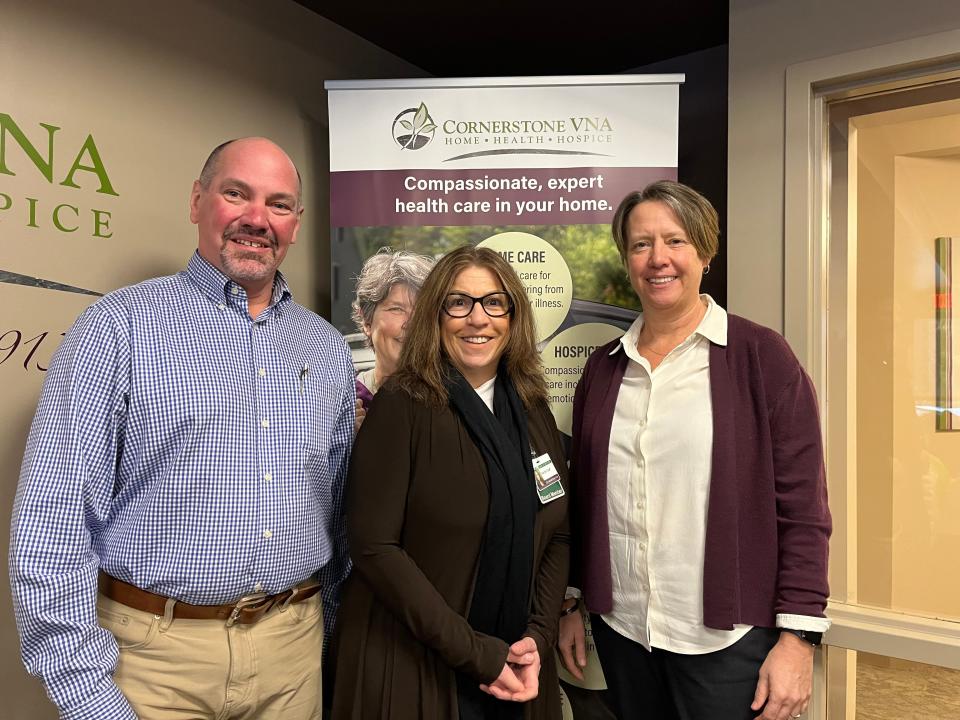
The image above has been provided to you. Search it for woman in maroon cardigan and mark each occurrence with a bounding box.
[558,181,831,720]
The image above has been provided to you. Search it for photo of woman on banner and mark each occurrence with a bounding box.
[330,245,569,719]
[560,181,831,720]
[350,247,435,431]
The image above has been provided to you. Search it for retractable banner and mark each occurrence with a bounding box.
[326,75,682,434]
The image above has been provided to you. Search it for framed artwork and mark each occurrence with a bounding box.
[935,236,959,431]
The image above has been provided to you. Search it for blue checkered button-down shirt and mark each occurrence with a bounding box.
[10,253,355,720]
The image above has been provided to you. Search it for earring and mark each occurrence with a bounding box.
[703,265,711,275]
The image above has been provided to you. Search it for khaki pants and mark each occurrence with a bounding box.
[97,592,324,720]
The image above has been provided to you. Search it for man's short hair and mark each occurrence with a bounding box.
[197,138,303,207]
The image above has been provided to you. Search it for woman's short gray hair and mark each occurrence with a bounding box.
[351,248,435,337]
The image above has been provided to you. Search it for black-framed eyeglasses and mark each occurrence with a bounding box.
[442,292,514,318]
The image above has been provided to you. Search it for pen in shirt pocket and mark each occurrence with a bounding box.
[299,363,309,394]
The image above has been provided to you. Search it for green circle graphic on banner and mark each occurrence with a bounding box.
[541,322,624,435]
[477,232,572,342]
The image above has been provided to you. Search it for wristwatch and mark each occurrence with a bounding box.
[560,597,581,617]
[782,628,823,646]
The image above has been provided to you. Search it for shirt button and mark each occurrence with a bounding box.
[260,419,269,428]
[262,529,273,539]
[217,303,225,310]
[636,502,643,509]
[258,368,266,377]
[254,582,263,592]
[638,419,647,427]
[231,287,239,295]
[263,472,272,482]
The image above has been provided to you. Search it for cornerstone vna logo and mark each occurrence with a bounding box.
[391,103,436,150]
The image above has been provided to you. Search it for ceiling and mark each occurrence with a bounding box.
[297,1,728,77]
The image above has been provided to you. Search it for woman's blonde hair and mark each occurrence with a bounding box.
[392,245,548,409]
[611,180,719,264]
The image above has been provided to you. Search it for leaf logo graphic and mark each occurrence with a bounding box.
[392,103,437,150]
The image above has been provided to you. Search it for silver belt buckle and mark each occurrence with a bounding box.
[226,592,268,627]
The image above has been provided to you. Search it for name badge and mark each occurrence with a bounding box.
[532,452,565,504]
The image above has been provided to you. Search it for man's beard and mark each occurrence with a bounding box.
[220,227,277,282]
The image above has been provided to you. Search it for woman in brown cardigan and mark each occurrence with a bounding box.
[331,245,569,720]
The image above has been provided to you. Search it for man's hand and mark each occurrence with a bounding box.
[751,632,814,720]
[557,602,587,681]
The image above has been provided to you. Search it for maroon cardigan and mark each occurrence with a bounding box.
[570,314,831,629]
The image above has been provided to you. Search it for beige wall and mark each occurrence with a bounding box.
[852,118,896,610]
[852,105,960,619]
[892,153,960,618]
[1,1,423,716]
[727,0,960,330]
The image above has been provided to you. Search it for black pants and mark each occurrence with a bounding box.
[591,615,779,720]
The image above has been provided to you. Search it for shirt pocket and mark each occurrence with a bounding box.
[295,375,343,454]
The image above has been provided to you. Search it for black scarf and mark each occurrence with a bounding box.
[447,364,537,720]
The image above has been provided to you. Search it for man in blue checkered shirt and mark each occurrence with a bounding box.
[10,137,355,719]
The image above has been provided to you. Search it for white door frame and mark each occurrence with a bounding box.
[784,27,960,720]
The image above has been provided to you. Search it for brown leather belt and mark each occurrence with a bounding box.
[98,571,322,627]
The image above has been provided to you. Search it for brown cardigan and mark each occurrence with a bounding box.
[330,383,569,720]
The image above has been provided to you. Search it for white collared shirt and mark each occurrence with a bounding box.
[601,295,753,654]
[475,376,496,412]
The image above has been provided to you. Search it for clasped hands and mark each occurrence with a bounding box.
[479,636,540,702]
